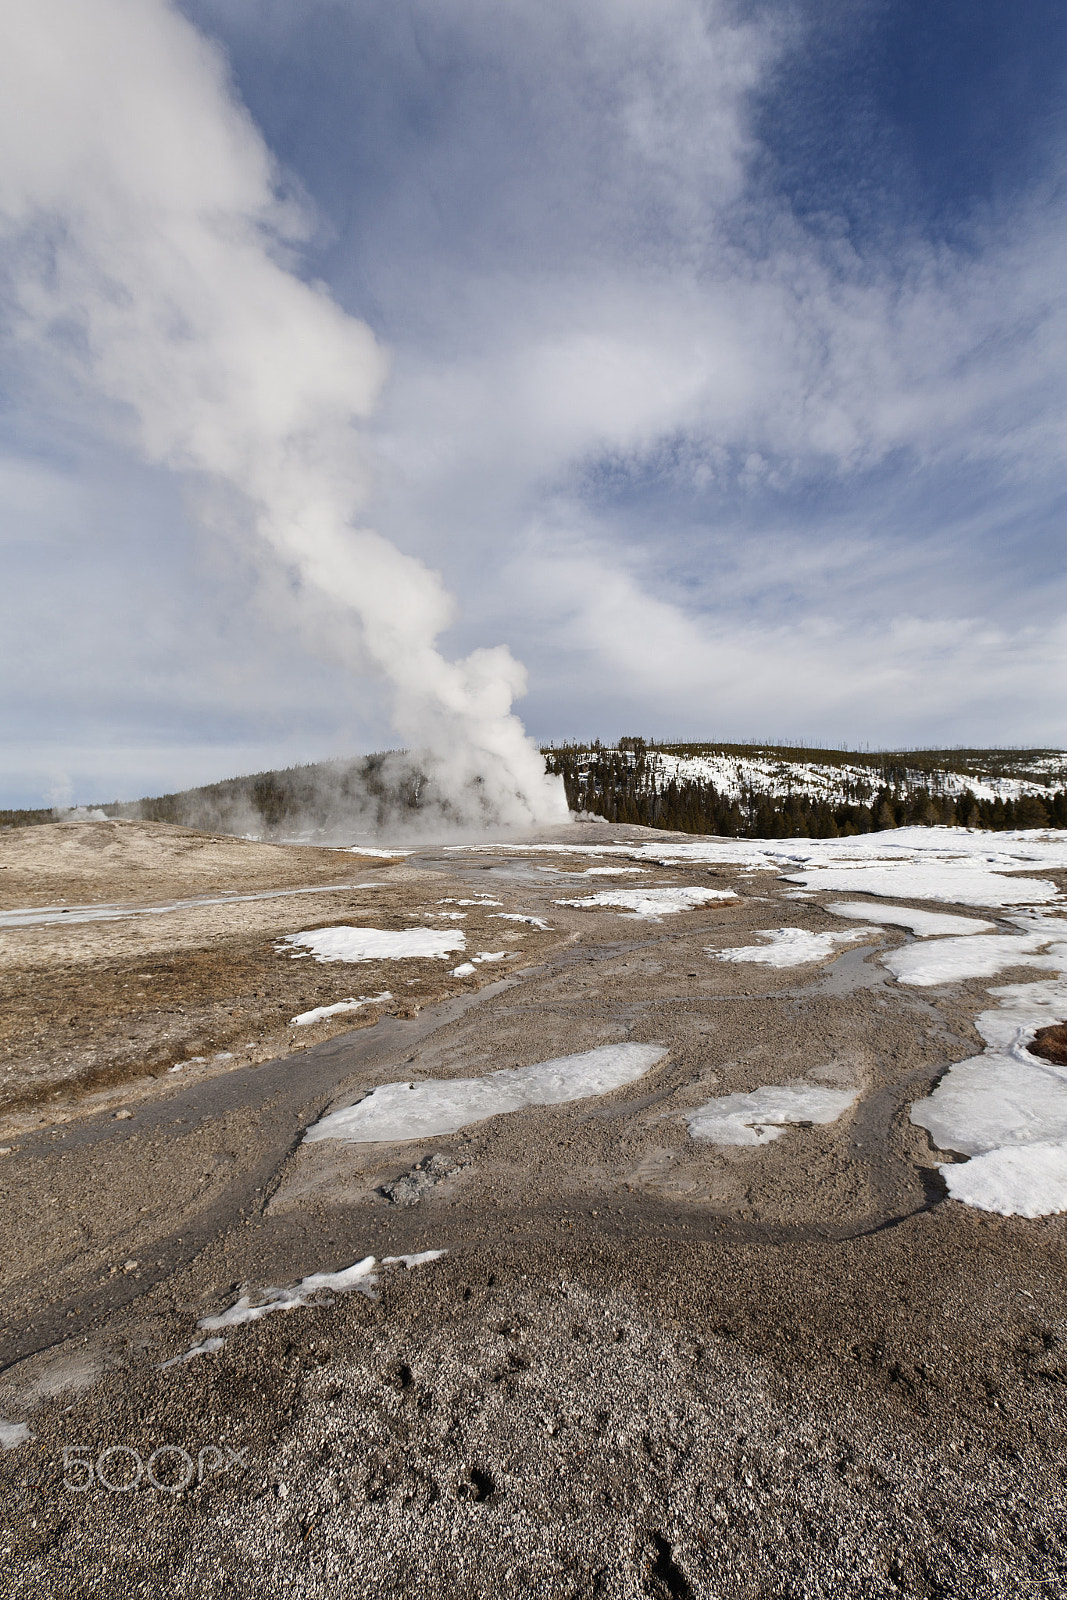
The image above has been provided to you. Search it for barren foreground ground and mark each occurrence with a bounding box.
[1,819,1065,1598]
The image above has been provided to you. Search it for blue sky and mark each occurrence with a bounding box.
[2,0,1065,806]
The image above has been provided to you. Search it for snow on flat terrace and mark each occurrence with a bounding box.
[278,927,467,963]
[883,930,1066,987]
[470,829,1067,907]
[707,927,879,967]
[554,886,736,919]
[686,1085,860,1145]
[304,1043,668,1143]
[910,942,1067,1216]
[781,862,1058,907]
[827,902,996,936]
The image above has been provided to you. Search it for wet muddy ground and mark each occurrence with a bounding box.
[1,818,1065,1598]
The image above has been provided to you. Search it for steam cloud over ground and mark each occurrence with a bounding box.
[0,0,566,831]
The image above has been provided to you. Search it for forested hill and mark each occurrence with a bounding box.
[542,741,1067,838]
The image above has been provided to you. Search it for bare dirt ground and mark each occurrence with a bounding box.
[0,819,558,1127]
[1,819,1065,1598]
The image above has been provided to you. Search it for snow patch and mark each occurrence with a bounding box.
[884,931,1065,987]
[278,927,466,963]
[492,913,552,930]
[291,992,392,1026]
[304,1042,668,1143]
[707,927,879,967]
[198,1252,446,1332]
[450,951,510,976]
[581,866,647,876]
[0,1420,30,1450]
[827,902,996,937]
[554,886,736,919]
[783,863,1057,907]
[159,1337,226,1370]
[686,1085,860,1145]
[941,1144,1067,1219]
[909,925,1067,1215]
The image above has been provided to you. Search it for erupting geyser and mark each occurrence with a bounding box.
[0,0,567,830]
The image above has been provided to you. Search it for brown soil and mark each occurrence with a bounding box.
[0,820,562,1130]
[0,816,391,909]
[1031,1020,1067,1066]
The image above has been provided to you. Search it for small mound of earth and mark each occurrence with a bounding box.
[380,1151,468,1207]
[1030,1020,1067,1066]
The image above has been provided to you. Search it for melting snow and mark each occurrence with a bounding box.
[450,951,510,976]
[304,1042,668,1143]
[827,902,997,937]
[158,1337,225,1370]
[0,1420,30,1450]
[707,927,879,967]
[554,886,736,919]
[492,913,552,930]
[278,927,466,963]
[686,1085,860,1145]
[195,1253,445,1340]
[291,992,392,1026]
[909,913,1067,1215]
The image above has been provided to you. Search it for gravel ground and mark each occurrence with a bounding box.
[1,819,1065,1598]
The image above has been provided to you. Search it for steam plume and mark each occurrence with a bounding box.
[0,0,567,831]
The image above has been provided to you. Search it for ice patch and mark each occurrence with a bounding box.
[291,992,392,1026]
[554,886,736,919]
[941,1144,1067,1219]
[0,1420,30,1450]
[707,927,879,967]
[304,1042,668,1143]
[686,1085,860,1145]
[827,902,997,937]
[278,927,466,963]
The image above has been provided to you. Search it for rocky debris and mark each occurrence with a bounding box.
[380,1152,469,1207]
